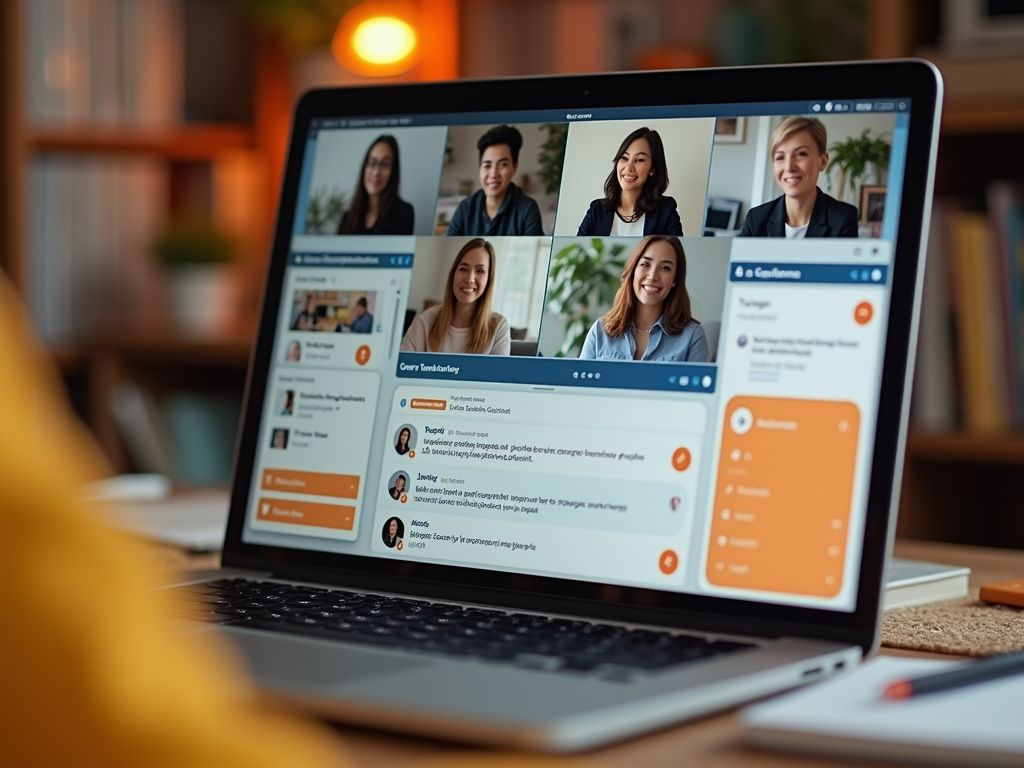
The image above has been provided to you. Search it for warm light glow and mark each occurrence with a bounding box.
[352,16,416,65]
[332,1,421,77]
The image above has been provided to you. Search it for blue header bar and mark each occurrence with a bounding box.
[310,98,911,131]
[396,353,717,393]
[729,263,889,285]
[290,253,414,268]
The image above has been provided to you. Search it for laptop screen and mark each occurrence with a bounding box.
[242,97,912,613]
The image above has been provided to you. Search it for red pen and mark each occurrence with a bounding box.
[882,651,1024,700]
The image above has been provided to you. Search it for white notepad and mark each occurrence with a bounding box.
[742,657,1024,767]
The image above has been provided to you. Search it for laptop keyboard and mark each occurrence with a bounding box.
[171,578,755,673]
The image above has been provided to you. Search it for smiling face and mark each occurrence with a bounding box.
[478,144,516,201]
[395,475,406,492]
[452,247,490,305]
[363,141,394,196]
[616,137,654,195]
[398,428,410,446]
[773,129,827,200]
[631,239,678,308]
[389,519,398,537]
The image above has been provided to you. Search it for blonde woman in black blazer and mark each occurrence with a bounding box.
[740,116,859,238]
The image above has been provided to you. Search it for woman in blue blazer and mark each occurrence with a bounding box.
[577,127,683,237]
[739,116,859,238]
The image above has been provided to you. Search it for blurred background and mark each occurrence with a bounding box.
[0,0,1021,547]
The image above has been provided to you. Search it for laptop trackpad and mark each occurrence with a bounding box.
[223,628,422,690]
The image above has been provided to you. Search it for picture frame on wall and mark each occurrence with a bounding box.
[714,117,746,144]
[860,185,887,223]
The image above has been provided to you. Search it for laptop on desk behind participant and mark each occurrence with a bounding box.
[172,60,943,751]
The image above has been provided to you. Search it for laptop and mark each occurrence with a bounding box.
[172,59,943,751]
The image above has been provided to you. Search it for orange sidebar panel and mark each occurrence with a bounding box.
[706,396,861,598]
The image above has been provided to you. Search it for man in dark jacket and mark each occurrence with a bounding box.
[447,125,544,237]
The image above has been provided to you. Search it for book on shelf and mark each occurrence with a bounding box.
[988,182,1024,426]
[28,155,169,344]
[22,0,182,127]
[912,186,1024,432]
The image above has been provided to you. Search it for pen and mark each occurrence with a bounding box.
[882,650,1024,700]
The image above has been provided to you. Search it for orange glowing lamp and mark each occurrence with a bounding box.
[333,1,421,77]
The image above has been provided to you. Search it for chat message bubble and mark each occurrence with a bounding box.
[374,508,694,589]
[386,418,704,486]
[382,464,689,535]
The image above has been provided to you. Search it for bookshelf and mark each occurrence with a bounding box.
[868,1,1024,548]
[0,0,276,475]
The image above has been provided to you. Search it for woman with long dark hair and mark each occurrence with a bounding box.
[576,127,683,236]
[395,426,411,455]
[400,238,510,355]
[580,235,707,362]
[337,135,415,235]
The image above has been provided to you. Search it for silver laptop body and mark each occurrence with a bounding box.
[173,59,942,751]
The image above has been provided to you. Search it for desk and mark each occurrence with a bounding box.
[166,540,1020,767]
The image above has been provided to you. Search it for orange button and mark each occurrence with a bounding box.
[671,447,692,472]
[256,497,355,530]
[854,301,873,325]
[355,345,371,365]
[659,549,679,575]
[261,468,360,499]
[411,398,446,411]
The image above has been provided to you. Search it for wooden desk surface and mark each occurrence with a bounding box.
[311,540,1021,768]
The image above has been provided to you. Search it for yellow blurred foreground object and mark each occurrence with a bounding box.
[0,274,347,768]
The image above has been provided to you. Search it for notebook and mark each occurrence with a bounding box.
[743,656,1024,766]
[885,558,970,610]
[170,60,944,750]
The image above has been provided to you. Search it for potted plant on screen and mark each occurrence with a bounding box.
[826,129,891,202]
[537,123,568,198]
[153,218,239,336]
[546,238,627,356]
[304,186,348,234]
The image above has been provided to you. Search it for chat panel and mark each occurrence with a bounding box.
[369,386,707,588]
[250,367,380,541]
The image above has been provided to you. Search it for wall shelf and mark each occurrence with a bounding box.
[907,431,1024,465]
[941,102,1024,135]
[26,123,254,159]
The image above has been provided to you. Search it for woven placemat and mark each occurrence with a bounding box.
[881,588,1024,657]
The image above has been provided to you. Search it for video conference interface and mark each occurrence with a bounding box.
[244,100,911,612]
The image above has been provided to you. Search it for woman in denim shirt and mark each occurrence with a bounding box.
[580,235,708,362]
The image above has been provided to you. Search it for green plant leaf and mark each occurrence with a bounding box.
[545,238,627,356]
[537,123,568,196]
[305,186,349,234]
